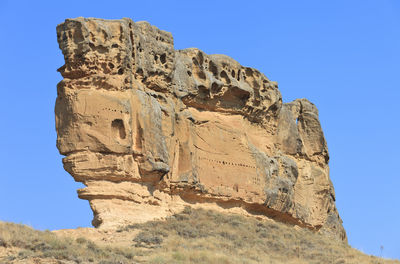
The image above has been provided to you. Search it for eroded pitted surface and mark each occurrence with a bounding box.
[56,17,346,241]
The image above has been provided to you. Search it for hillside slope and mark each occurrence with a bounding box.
[1,208,398,264]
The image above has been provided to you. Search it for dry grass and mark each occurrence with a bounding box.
[121,207,399,264]
[1,207,399,263]
[0,221,134,263]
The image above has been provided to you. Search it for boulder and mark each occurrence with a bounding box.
[56,17,346,241]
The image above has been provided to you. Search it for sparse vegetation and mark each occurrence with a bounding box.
[1,208,399,263]
[0,221,134,263]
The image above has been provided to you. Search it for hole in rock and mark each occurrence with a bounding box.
[220,70,231,84]
[160,53,166,64]
[111,119,126,139]
[209,61,218,76]
[245,67,253,77]
[211,82,221,94]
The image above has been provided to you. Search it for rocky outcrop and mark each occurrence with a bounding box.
[56,17,346,241]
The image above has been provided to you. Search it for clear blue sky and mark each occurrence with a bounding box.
[0,0,399,260]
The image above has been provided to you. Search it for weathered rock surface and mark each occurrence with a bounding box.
[56,17,346,241]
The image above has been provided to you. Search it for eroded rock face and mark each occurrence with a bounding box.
[56,17,346,241]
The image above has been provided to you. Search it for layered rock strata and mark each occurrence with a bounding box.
[56,17,346,241]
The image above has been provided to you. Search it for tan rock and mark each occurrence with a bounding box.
[56,17,346,241]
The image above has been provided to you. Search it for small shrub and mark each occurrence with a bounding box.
[218,231,237,240]
[18,250,33,258]
[182,206,193,215]
[177,226,202,238]
[133,231,163,248]
[76,237,88,244]
[150,256,167,263]
[172,251,187,261]
[0,237,7,247]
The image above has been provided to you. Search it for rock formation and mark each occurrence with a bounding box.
[56,17,346,241]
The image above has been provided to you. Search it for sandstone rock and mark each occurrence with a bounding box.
[56,17,346,241]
